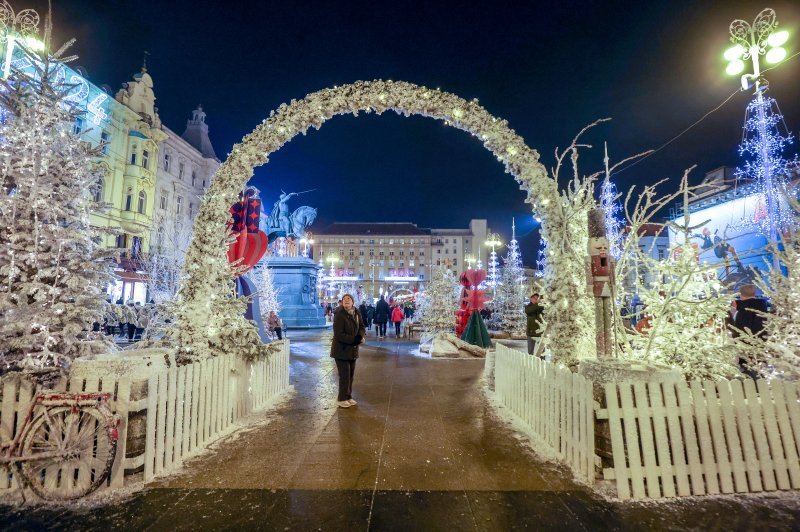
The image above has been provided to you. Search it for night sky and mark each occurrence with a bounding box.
[27,0,800,264]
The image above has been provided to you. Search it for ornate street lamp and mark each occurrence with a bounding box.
[724,8,792,268]
[464,253,475,269]
[484,232,503,297]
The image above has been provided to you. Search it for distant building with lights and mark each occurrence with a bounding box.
[313,220,489,299]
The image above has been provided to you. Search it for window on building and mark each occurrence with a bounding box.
[369,239,375,244]
[369,249,374,256]
[100,131,110,155]
[379,251,384,257]
[178,162,185,180]
[437,259,441,265]
[658,248,666,260]
[116,234,127,248]
[157,226,165,248]
[390,261,394,267]
[73,117,84,135]
[359,240,365,244]
[160,194,167,210]
[453,259,458,266]
[202,179,206,188]
[379,239,384,245]
[124,188,133,211]
[438,249,441,254]
[445,238,449,244]
[389,251,394,256]
[176,196,183,215]
[389,239,394,245]
[131,236,142,257]
[359,250,364,256]
[410,239,415,245]
[349,249,354,257]
[420,251,425,256]
[189,202,194,218]
[92,178,104,203]
[399,250,404,256]
[142,149,150,169]
[164,153,171,172]
[129,147,137,166]
[137,191,146,214]
[191,171,197,187]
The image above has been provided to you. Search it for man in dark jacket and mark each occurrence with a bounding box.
[524,294,545,356]
[330,294,366,408]
[733,284,768,378]
[358,301,369,333]
[366,303,375,329]
[374,295,390,339]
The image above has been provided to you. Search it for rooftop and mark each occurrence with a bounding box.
[316,223,430,236]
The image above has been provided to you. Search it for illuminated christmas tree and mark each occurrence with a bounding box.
[495,220,526,336]
[0,41,114,379]
[736,94,797,238]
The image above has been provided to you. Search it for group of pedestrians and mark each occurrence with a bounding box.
[359,295,410,339]
[102,300,152,342]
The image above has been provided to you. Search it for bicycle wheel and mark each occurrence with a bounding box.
[17,406,117,500]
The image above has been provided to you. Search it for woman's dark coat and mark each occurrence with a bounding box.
[374,298,390,324]
[330,306,367,360]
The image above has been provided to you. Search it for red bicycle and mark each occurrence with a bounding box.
[1,391,119,500]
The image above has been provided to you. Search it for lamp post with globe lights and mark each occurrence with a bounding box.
[724,8,793,269]
[484,233,503,298]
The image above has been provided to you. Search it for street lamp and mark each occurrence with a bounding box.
[484,232,503,297]
[725,9,788,91]
[724,8,791,269]
[464,253,475,269]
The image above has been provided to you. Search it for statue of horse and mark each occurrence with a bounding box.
[290,206,317,238]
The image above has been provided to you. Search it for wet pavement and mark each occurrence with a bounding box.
[2,329,800,530]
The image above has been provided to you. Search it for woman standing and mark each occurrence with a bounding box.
[330,294,366,408]
[391,304,404,337]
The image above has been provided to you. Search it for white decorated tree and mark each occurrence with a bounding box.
[0,40,114,380]
[620,171,736,380]
[418,266,458,335]
[734,202,800,379]
[253,263,281,322]
[494,221,526,336]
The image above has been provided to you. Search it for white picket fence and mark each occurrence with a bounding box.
[494,344,595,483]
[599,378,800,500]
[0,340,291,497]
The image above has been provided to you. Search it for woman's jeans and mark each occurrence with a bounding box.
[335,359,356,401]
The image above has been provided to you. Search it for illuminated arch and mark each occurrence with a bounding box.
[177,80,566,357]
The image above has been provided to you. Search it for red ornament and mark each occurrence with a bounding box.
[227,230,269,276]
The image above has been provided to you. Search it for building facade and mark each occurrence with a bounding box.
[151,106,220,256]
[313,220,489,300]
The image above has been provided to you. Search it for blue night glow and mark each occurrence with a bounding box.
[735,93,798,236]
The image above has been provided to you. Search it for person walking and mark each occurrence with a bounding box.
[330,294,366,408]
[391,304,404,337]
[124,302,138,341]
[524,294,545,356]
[135,303,149,340]
[358,301,369,334]
[366,303,375,330]
[104,301,118,336]
[374,295,390,339]
[732,284,768,378]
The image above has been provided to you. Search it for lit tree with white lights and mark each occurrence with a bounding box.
[495,220,526,336]
[0,40,115,379]
[600,145,625,260]
[253,264,281,322]
[417,266,458,335]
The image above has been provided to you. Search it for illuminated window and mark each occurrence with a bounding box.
[100,131,110,155]
[124,187,133,211]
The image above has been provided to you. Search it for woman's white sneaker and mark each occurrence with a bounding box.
[337,400,351,408]
[347,399,357,406]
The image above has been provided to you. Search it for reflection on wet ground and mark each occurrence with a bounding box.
[2,329,799,530]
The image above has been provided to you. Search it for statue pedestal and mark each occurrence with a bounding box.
[264,256,327,328]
